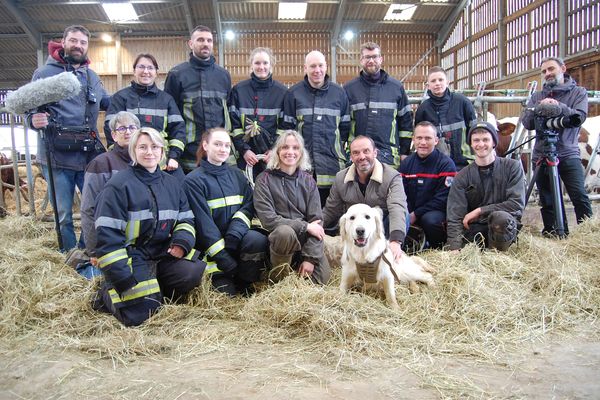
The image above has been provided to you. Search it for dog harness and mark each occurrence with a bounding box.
[355,253,396,284]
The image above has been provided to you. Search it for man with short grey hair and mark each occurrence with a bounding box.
[522,56,592,237]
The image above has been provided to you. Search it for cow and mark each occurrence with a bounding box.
[0,153,28,200]
[578,116,600,193]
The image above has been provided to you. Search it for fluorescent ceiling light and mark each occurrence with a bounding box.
[102,3,139,22]
[225,30,235,40]
[344,30,354,40]
[278,2,307,20]
[384,4,416,21]
[101,33,113,42]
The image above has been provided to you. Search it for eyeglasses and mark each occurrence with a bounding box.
[361,55,381,61]
[135,65,156,72]
[115,125,138,133]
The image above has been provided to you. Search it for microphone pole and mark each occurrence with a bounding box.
[38,109,63,250]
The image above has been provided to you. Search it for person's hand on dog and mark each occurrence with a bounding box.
[307,220,324,241]
[389,240,404,262]
[298,261,314,278]
[463,207,482,229]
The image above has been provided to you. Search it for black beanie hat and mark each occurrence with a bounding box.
[468,120,498,147]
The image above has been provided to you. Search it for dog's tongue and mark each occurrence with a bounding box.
[355,238,367,246]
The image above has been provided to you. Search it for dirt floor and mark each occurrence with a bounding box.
[0,185,599,399]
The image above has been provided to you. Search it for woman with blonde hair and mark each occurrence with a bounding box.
[229,47,287,177]
[253,130,330,284]
[93,127,205,326]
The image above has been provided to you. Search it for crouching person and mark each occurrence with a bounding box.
[183,128,268,296]
[447,121,526,252]
[253,130,331,284]
[94,127,205,326]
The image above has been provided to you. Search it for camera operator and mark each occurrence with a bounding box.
[522,56,592,237]
[27,25,110,252]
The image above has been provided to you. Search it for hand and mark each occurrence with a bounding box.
[389,240,404,262]
[298,261,314,278]
[166,158,179,171]
[409,212,417,226]
[243,150,259,166]
[167,245,185,258]
[306,220,324,241]
[400,154,409,161]
[90,257,98,266]
[450,249,460,255]
[31,112,49,129]
[263,150,271,164]
[463,207,482,229]
[540,98,559,106]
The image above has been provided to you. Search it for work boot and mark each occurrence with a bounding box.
[268,251,294,283]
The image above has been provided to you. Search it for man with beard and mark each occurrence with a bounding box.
[281,50,350,206]
[322,136,408,261]
[522,56,592,237]
[28,25,110,253]
[164,25,232,173]
[415,66,477,170]
[344,42,413,169]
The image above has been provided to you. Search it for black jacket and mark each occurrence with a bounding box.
[164,54,232,171]
[344,69,413,167]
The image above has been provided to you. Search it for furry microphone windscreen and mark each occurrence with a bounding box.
[4,72,81,115]
[534,103,563,118]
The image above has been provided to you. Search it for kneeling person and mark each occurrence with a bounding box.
[94,128,205,326]
[447,121,525,251]
[184,128,268,296]
[400,121,456,249]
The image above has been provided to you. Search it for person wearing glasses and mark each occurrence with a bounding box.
[93,127,205,326]
[104,53,186,178]
[343,42,413,169]
[80,111,140,279]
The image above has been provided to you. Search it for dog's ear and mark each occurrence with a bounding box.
[339,213,347,239]
[373,207,385,240]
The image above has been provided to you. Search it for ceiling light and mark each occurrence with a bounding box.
[343,30,354,41]
[102,3,139,22]
[225,30,235,40]
[278,2,307,20]
[101,33,113,43]
[384,4,417,21]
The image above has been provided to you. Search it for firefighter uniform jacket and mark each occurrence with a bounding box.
[95,165,197,304]
[164,54,232,171]
[183,160,254,274]
[415,88,477,170]
[399,148,457,218]
[281,75,350,188]
[229,73,287,157]
[344,69,413,168]
[104,82,186,161]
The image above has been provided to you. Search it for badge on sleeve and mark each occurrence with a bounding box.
[445,176,454,187]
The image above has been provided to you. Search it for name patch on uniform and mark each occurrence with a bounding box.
[316,115,322,121]
[445,177,454,187]
[417,179,424,185]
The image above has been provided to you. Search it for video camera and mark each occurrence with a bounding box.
[531,103,584,131]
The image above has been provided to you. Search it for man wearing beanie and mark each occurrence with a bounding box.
[446,121,526,251]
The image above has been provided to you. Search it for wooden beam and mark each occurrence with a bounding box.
[0,0,42,48]
[436,0,469,47]
[212,0,224,66]
[181,0,195,34]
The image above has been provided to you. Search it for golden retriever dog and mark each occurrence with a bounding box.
[339,204,435,308]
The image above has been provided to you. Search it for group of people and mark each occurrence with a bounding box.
[25,24,592,326]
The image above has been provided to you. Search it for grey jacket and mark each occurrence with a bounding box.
[253,168,324,261]
[446,157,525,250]
[322,159,407,243]
[522,75,588,163]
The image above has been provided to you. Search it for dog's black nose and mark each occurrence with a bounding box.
[356,227,365,237]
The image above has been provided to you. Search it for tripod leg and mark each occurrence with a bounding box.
[524,163,541,208]
[547,161,566,238]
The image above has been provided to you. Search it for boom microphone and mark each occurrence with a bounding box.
[4,72,81,115]
[533,103,562,118]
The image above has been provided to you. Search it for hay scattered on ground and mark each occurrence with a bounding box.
[1,215,599,397]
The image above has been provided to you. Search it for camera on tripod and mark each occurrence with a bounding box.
[531,103,583,133]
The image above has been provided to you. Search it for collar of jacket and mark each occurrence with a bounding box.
[113,143,132,163]
[344,159,384,184]
[542,74,576,95]
[250,72,274,90]
[189,53,216,69]
[359,69,389,85]
[130,81,159,95]
[47,40,91,67]
[427,88,451,104]
[199,158,229,176]
[270,167,301,180]
[132,164,163,184]
[303,74,330,93]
